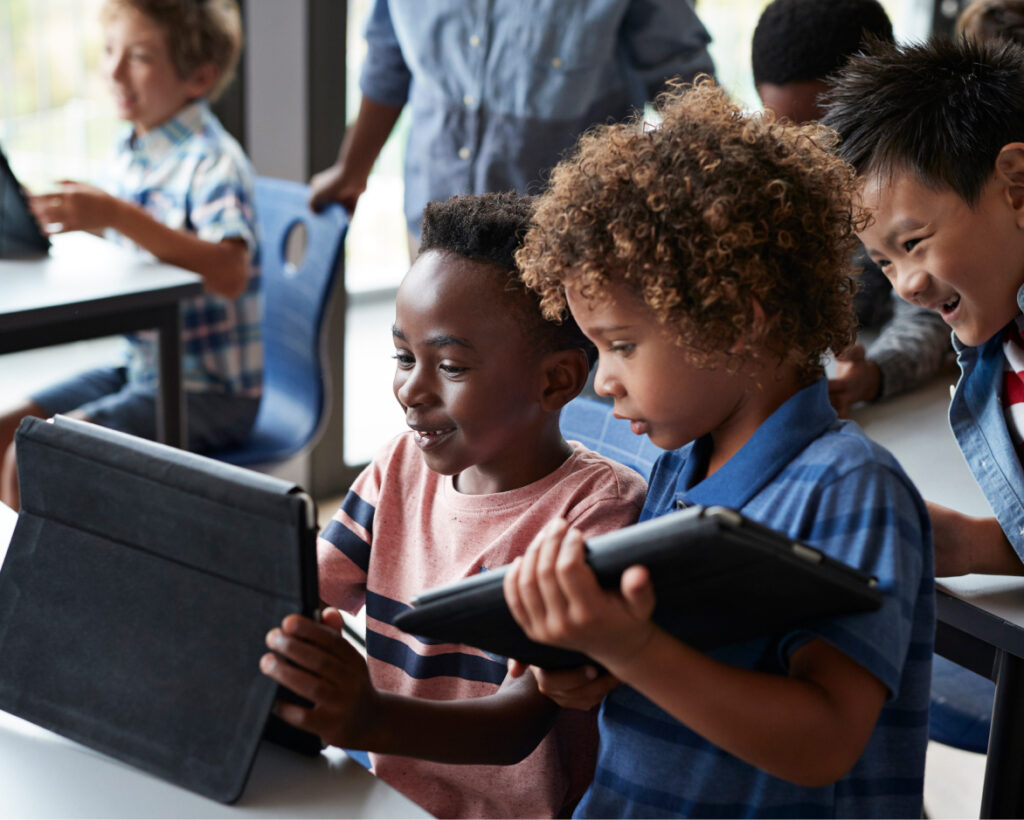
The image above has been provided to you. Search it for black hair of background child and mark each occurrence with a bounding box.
[419,191,597,369]
[822,36,1024,207]
[752,0,893,86]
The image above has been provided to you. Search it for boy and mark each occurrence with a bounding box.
[504,80,935,818]
[259,192,646,819]
[958,0,1024,47]
[823,37,1024,578]
[751,0,951,417]
[0,0,260,509]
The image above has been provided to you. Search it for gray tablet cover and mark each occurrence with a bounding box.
[395,506,883,669]
[0,416,319,803]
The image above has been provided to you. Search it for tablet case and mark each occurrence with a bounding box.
[394,505,883,669]
[0,416,320,803]
[0,144,50,258]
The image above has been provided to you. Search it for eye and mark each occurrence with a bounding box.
[391,352,414,369]
[902,237,921,253]
[439,363,469,376]
[609,342,635,356]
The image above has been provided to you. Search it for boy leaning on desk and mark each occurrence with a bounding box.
[823,36,1024,580]
[0,0,261,511]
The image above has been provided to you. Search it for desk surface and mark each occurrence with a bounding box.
[0,232,202,329]
[0,503,428,818]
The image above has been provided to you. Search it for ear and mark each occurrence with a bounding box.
[728,298,767,355]
[538,348,591,413]
[995,143,1024,218]
[186,61,219,100]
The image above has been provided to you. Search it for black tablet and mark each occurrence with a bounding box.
[393,505,883,669]
[0,143,49,258]
[0,416,320,803]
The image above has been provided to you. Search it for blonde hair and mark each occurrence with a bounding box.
[101,0,243,101]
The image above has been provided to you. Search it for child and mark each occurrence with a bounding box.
[957,0,1024,47]
[0,0,260,509]
[751,0,951,417]
[823,36,1024,578]
[503,80,935,818]
[259,192,647,819]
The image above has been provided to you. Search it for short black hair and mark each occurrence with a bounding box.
[823,36,1024,206]
[419,192,596,367]
[752,0,893,86]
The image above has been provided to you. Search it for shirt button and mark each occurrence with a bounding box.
[458,147,471,160]
[463,94,476,107]
[469,34,481,47]
[552,57,563,68]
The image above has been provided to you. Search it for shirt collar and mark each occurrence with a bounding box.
[677,378,838,510]
[117,99,207,161]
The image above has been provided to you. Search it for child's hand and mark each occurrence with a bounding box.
[503,518,657,672]
[28,182,121,234]
[259,607,378,749]
[508,658,620,711]
[828,344,881,417]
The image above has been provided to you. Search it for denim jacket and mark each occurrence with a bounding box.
[359,0,714,232]
[950,315,1024,560]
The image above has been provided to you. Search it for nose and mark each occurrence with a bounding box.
[890,262,931,306]
[104,50,127,84]
[593,356,624,400]
[394,364,434,409]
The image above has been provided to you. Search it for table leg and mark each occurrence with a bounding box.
[155,307,185,447]
[980,649,1024,818]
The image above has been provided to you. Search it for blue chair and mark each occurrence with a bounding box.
[212,177,348,470]
[559,395,664,479]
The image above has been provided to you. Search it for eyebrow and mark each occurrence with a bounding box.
[391,326,476,350]
[882,218,924,247]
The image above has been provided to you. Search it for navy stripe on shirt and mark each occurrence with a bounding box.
[366,630,507,684]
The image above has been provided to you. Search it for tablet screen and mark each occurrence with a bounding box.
[0,144,50,258]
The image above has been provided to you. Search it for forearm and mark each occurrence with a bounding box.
[335,96,403,182]
[929,501,1024,576]
[603,631,877,786]
[355,675,560,765]
[108,198,249,298]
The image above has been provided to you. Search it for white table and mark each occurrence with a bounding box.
[0,233,203,446]
[0,503,429,818]
[852,366,1024,818]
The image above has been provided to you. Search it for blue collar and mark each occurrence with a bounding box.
[117,100,207,161]
[675,378,838,509]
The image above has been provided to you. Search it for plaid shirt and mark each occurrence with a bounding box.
[102,100,262,397]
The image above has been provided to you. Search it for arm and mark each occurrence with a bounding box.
[308,96,404,213]
[260,608,560,764]
[866,297,952,400]
[929,500,1024,577]
[29,182,249,299]
[505,519,888,787]
[619,0,715,97]
[309,0,408,212]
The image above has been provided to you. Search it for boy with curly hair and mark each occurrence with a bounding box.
[1,0,260,508]
[823,37,1024,580]
[503,80,935,818]
[259,192,646,819]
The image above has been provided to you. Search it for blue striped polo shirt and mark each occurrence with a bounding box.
[576,378,934,819]
[102,100,262,397]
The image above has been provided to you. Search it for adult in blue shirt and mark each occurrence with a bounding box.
[309,0,714,253]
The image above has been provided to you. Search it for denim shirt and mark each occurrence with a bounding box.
[950,320,1024,560]
[359,0,714,232]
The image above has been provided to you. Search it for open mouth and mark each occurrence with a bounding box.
[940,294,961,318]
[410,426,457,449]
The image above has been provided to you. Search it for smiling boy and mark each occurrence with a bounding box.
[260,192,645,819]
[824,37,1024,577]
[0,0,260,509]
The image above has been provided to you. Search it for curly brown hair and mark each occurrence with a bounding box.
[101,0,242,102]
[516,78,859,384]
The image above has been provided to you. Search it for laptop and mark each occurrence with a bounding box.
[0,416,321,803]
[0,142,50,258]
[394,505,884,669]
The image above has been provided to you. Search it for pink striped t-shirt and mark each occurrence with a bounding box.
[318,433,647,819]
